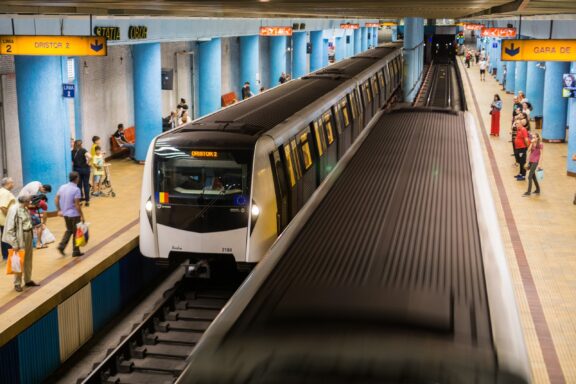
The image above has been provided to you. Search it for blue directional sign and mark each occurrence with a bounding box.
[492,42,498,48]
[62,83,75,98]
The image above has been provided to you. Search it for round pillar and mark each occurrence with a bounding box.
[240,35,259,96]
[354,29,361,55]
[292,32,306,79]
[269,36,287,87]
[526,61,545,118]
[515,61,527,96]
[198,38,221,117]
[505,61,516,93]
[542,61,570,141]
[361,27,368,51]
[322,38,329,67]
[310,31,323,72]
[567,62,576,175]
[335,36,345,62]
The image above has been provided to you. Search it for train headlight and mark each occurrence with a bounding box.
[251,204,260,217]
[145,199,153,213]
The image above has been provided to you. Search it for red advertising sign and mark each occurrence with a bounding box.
[340,23,360,30]
[480,27,517,38]
[259,26,293,36]
[365,23,380,28]
[465,24,484,31]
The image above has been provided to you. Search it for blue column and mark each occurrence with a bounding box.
[374,27,379,47]
[15,56,69,206]
[240,35,259,96]
[269,36,287,87]
[335,36,345,61]
[567,62,576,174]
[361,27,368,51]
[526,61,545,118]
[346,32,353,57]
[133,43,162,161]
[354,29,361,55]
[392,27,398,42]
[322,39,329,67]
[542,61,570,141]
[292,32,306,79]
[198,38,221,117]
[403,17,424,102]
[310,31,323,72]
[72,58,83,140]
[515,61,527,96]
[495,40,504,83]
[505,61,516,93]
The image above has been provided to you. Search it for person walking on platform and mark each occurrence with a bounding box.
[55,172,85,257]
[3,195,36,292]
[465,50,471,68]
[72,140,92,207]
[524,132,543,197]
[0,177,16,260]
[514,118,530,181]
[479,58,487,81]
[490,94,502,136]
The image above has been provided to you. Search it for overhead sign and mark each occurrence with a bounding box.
[501,39,576,62]
[62,84,75,98]
[0,36,107,56]
[93,26,120,40]
[128,26,148,40]
[365,23,380,28]
[259,26,293,36]
[340,23,360,30]
[480,28,516,38]
[465,23,484,31]
[381,22,398,27]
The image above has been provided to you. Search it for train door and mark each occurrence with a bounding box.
[349,91,363,139]
[321,110,338,176]
[360,80,373,125]
[384,65,392,100]
[371,75,381,110]
[338,96,353,154]
[377,70,386,108]
[270,149,289,234]
[296,129,316,204]
[333,98,351,159]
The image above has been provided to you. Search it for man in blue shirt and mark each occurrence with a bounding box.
[55,172,86,257]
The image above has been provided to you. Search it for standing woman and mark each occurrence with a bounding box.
[524,131,543,196]
[72,140,92,207]
[514,116,530,181]
[490,94,503,136]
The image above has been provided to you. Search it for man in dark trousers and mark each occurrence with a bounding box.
[242,82,254,100]
[55,171,86,257]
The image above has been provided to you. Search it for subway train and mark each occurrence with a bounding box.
[177,108,531,383]
[140,43,403,268]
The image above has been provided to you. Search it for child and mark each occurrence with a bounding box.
[29,194,48,249]
[91,146,105,197]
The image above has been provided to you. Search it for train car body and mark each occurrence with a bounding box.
[140,43,403,267]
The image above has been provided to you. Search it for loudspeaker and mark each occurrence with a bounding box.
[300,23,306,30]
[293,23,299,30]
[346,36,351,44]
[161,69,173,90]
[306,42,312,53]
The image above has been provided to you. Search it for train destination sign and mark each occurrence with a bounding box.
[0,36,107,56]
[259,27,293,36]
[191,151,219,158]
[480,27,517,38]
[501,39,576,62]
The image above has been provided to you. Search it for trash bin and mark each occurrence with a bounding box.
[534,116,543,130]
[492,68,497,76]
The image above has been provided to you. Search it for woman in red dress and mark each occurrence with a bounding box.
[490,94,502,136]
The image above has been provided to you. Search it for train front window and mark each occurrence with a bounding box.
[154,147,251,206]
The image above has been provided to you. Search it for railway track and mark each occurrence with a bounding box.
[79,269,243,384]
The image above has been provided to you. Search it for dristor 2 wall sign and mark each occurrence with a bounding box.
[0,36,107,56]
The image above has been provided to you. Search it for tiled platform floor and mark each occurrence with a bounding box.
[0,159,142,344]
[459,56,576,384]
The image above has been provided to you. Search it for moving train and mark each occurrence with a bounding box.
[140,43,403,268]
[177,108,531,383]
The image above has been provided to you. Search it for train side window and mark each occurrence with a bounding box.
[371,76,379,96]
[290,138,303,180]
[283,144,296,188]
[312,120,326,157]
[363,81,372,103]
[378,70,385,89]
[299,130,313,170]
[396,57,402,81]
[332,104,343,134]
[349,93,358,119]
[322,111,335,145]
[340,97,351,127]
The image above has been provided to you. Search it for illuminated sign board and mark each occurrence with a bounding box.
[365,23,380,28]
[501,39,576,62]
[0,35,106,56]
[465,23,484,31]
[381,22,398,27]
[480,27,516,38]
[93,26,120,40]
[259,27,293,36]
[191,151,219,158]
[340,23,360,30]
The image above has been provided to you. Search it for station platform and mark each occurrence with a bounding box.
[459,57,576,384]
[0,159,143,346]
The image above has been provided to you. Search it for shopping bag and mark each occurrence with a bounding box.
[536,169,544,182]
[41,226,56,244]
[6,249,24,275]
[75,222,90,247]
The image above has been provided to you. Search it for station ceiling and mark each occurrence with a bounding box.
[0,0,575,20]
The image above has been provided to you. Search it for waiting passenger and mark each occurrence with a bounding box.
[179,111,190,125]
[513,117,530,181]
[279,72,287,84]
[479,58,487,81]
[72,140,92,207]
[522,101,532,120]
[177,98,189,117]
[0,177,16,260]
[91,146,105,197]
[212,177,224,191]
[114,123,135,160]
[28,194,48,249]
[3,195,36,292]
[524,132,543,197]
[18,181,51,198]
[55,171,86,257]
[242,82,254,100]
[490,94,502,137]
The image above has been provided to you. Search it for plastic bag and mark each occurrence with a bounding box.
[536,169,544,182]
[41,226,56,244]
[6,249,24,275]
[75,222,90,247]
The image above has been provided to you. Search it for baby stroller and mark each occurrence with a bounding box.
[93,163,116,197]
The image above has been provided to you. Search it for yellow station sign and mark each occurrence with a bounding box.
[0,36,107,56]
[501,39,576,62]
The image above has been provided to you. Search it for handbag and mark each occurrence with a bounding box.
[536,169,544,181]
[75,222,90,247]
[6,249,25,275]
